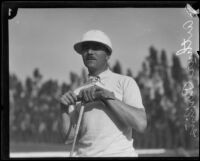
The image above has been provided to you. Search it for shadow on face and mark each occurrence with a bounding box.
[80,42,110,71]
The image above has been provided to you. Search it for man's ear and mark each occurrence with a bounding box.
[106,55,110,61]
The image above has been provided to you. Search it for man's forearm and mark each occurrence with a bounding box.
[60,104,75,141]
[104,99,147,132]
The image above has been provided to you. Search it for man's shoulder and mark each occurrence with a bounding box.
[110,71,134,82]
[109,71,139,89]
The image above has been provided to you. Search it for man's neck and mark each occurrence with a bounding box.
[88,66,108,77]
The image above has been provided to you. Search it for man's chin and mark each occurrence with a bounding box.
[86,64,97,71]
[86,63,97,68]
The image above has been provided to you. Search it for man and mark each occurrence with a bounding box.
[60,30,147,157]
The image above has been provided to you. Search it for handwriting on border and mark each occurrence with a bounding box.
[176,20,193,56]
[176,9,199,138]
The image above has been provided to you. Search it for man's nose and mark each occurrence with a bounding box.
[87,49,94,54]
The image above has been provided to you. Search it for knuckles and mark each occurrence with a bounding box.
[60,91,77,106]
[79,86,101,102]
[60,86,107,105]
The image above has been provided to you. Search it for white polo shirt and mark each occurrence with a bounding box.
[71,69,144,157]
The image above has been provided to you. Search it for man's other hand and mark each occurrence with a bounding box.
[59,91,78,106]
[79,85,115,103]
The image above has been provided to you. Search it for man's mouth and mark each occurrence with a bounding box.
[86,57,96,61]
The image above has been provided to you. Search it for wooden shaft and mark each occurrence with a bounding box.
[70,104,85,157]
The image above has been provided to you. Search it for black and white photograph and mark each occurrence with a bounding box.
[2,1,199,158]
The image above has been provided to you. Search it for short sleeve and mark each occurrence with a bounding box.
[122,77,144,109]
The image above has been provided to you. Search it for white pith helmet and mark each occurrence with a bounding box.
[74,30,112,55]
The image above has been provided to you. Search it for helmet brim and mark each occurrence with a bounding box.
[74,41,112,55]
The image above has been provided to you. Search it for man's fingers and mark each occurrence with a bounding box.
[60,95,70,106]
[87,88,94,102]
[91,86,96,100]
[95,85,104,91]
[59,91,77,106]
[79,90,83,100]
[78,85,104,103]
[95,91,103,99]
[83,89,89,102]
[81,86,97,102]
[70,92,78,102]
[66,93,76,104]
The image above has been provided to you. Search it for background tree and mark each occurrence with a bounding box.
[160,50,173,100]
[171,54,185,84]
[81,68,87,84]
[61,82,70,94]
[149,46,159,77]
[126,68,134,78]
[161,50,168,68]
[25,77,33,97]
[112,60,122,74]
[70,71,80,90]
[33,68,42,86]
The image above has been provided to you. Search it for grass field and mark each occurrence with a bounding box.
[9,143,199,157]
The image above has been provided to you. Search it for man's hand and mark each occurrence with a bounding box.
[79,85,115,103]
[59,91,78,106]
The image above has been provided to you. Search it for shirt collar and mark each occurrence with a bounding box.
[98,68,112,79]
[88,68,112,81]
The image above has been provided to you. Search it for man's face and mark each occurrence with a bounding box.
[80,42,110,71]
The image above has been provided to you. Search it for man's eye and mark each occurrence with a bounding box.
[91,45,101,50]
[82,44,104,52]
[82,45,88,50]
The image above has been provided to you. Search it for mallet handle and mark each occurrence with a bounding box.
[70,103,85,157]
